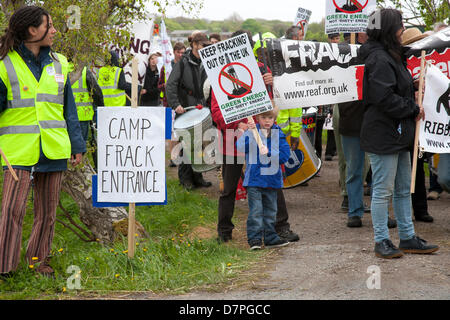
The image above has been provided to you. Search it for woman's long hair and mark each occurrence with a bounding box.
[0,6,50,60]
[367,8,404,62]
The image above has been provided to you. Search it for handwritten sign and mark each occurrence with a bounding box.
[97,107,166,203]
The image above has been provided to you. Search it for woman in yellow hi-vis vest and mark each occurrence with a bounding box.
[0,6,86,277]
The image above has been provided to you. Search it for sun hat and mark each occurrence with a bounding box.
[402,27,428,45]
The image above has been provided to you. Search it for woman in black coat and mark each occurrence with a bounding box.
[359,8,438,259]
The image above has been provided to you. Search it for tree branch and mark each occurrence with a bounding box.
[57,200,97,242]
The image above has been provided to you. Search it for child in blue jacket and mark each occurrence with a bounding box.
[236,107,291,250]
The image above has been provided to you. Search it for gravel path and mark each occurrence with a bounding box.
[158,156,450,300]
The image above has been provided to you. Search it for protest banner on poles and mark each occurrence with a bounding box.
[199,33,273,124]
[266,39,364,109]
[294,7,312,37]
[419,64,450,154]
[325,0,376,34]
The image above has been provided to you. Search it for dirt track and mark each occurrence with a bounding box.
[163,155,450,300]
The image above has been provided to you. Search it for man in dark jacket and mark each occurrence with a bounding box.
[166,32,211,190]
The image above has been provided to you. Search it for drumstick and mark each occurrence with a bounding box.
[0,147,19,181]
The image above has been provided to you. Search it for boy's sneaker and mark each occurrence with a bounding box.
[265,239,289,249]
[250,244,262,251]
[399,236,439,254]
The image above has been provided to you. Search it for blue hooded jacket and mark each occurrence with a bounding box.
[236,124,291,189]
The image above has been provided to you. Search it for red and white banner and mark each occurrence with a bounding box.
[266,39,364,109]
[406,27,450,80]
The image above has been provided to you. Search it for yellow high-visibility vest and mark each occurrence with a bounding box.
[97,66,126,107]
[71,66,94,121]
[0,50,72,166]
[277,108,303,138]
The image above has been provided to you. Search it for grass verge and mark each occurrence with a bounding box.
[0,171,265,300]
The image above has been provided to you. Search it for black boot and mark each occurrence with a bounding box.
[374,239,404,259]
[399,236,439,254]
[193,172,212,188]
[415,214,434,223]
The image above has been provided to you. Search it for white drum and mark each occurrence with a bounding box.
[174,107,220,173]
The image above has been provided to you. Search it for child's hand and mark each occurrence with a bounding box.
[259,145,269,155]
[238,122,249,131]
[248,121,256,129]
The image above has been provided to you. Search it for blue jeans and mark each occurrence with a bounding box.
[341,135,365,218]
[246,187,280,245]
[368,152,415,243]
[437,153,450,193]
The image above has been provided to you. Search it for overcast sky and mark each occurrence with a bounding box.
[161,0,326,23]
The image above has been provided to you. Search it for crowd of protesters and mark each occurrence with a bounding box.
[0,5,448,279]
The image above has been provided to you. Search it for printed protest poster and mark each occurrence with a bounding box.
[97,107,167,203]
[294,7,312,37]
[419,64,450,154]
[325,0,376,34]
[406,27,450,79]
[199,33,273,124]
[266,39,364,109]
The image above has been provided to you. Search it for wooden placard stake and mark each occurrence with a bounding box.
[128,57,139,258]
[0,147,19,181]
[411,50,427,194]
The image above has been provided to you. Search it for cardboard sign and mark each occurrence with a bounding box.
[96,107,167,203]
[267,39,364,109]
[294,7,312,37]
[199,33,273,124]
[325,0,376,34]
[419,64,450,154]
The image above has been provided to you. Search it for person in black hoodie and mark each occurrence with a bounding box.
[359,8,438,259]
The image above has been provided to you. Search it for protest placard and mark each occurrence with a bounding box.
[199,33,273,124]
[294,7,312,37]
[108,20,155,86]
[325,0,376,34]
[96,107,167,203]
[266,39,364,109]
[419,64,450,154]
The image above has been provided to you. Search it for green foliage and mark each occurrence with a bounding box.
[0,10,6,31]
[163,16,326,40]
[377,0,450,28]
[241,19,263,35]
